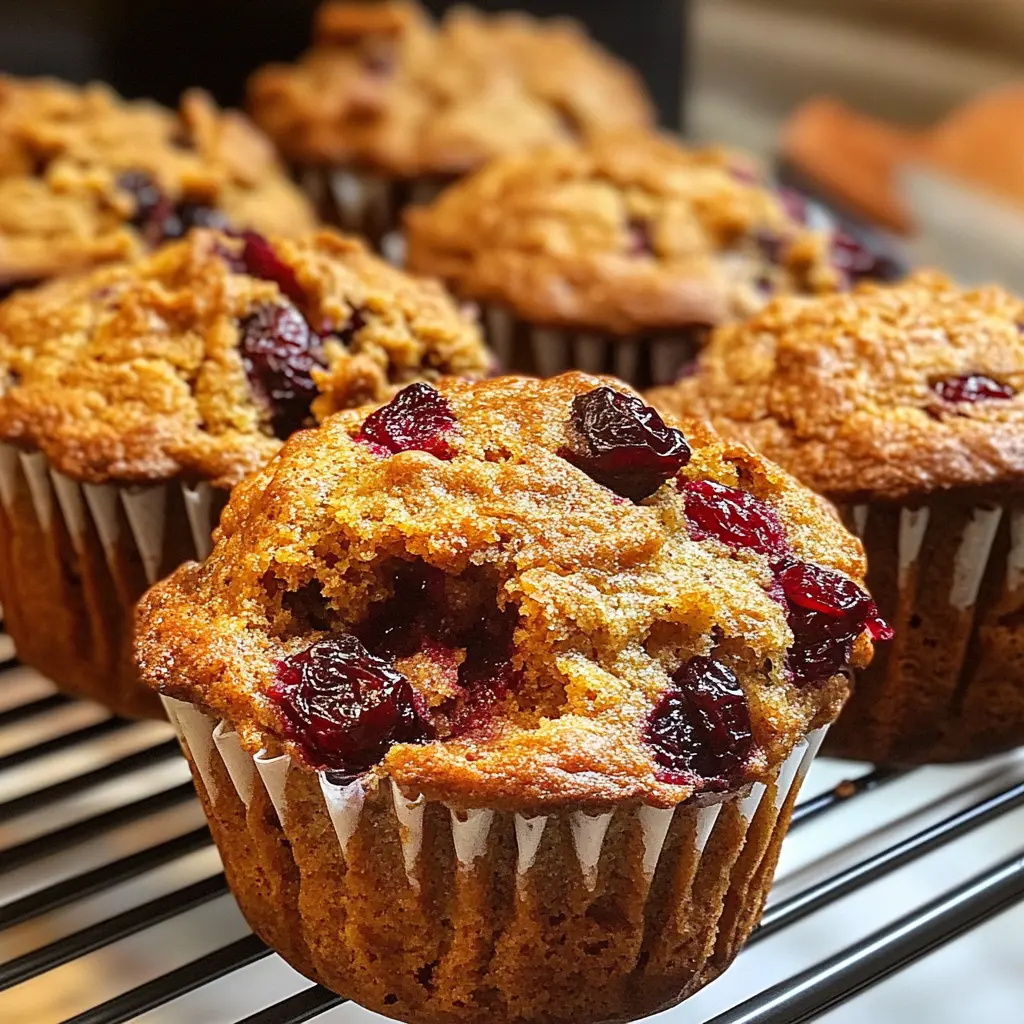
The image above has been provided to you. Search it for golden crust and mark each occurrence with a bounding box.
[246,1,654,175]
[0,229,489,487]
[404,133,844,335]
[648,272,1024,503]
[135,372,865,811]
[0,77,316,286]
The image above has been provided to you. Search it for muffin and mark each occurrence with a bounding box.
[0,228,489,718]
[649,272,1024,764]
[246,0,654,251]
[405,132,900,389]
[136,371,883,1023]
[0,76,316,290]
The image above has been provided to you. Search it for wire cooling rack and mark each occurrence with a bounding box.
[0,617,1022,1024]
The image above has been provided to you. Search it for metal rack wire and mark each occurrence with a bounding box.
[1,616,1022,1024]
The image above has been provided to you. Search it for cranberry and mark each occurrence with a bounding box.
[681,479,788,557]
[831,231,902,284]
[356,382,456,460]
[562,387,691,501]
[932,374,1016,404]
[269,634,432,773]
[645,656,753,789]
[778,561,891,683]
[626,218,655,257]
[239,302,325,439]
[238,231,305,306]
[117,170,227,245]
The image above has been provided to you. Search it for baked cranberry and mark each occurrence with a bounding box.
[563,386,691,501]
[646,656,753,789]
[831,231,902,284]
[356,382,457,460]
[270,634,432,773]
[626,218,655,257]
[118,170,227,245]
[239,302,325,439]
[238,231,306,306]
[778,560,892,683]
[932,374,1016,404]
[681,479,788,557]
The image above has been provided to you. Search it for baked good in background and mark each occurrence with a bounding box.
[0,77,316,290]
[406,131,898,388]
[246,0,654,251]
[649,272,1024,763]
[137,370,883,1023]
[0,228,489,717]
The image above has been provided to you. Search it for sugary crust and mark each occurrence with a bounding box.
[648,272,1024,503]
[0,229,489,487]
[0,77,316,286]
[404,134,843,335]
[246,1,654,175]
[136,372,865,811]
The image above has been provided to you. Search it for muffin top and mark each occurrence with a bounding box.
[0,229,489,488]
[246,1,654,176]
[648,273,1024,503]
[136,372,882,811]
[0,77,316,287]
[404,134,860,336]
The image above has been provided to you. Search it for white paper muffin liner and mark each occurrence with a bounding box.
[831,497,1024,762]
[162,689,827,1022]
[481,304,705,389]
[0,442,221,717]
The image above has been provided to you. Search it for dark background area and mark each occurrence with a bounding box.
[0,0,687,127]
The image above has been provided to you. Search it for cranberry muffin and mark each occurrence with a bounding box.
[0,76,316,290]
[405,132,898,388]
[247,0,653,251]
[649,272,1024,763]
[136,372,883,1023]
[0,228,488,717]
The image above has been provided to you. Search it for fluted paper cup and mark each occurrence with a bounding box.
[162,693,826,1024]
[0,442,224,718]
[830,496,1024,763]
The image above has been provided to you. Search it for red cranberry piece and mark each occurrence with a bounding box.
[239,303,325,439]
[356,382,457,460]
[626,218,655,257]
[681,479,789,557]
[831,231,902,284]
[270,634,432,773]
[645,656,753,789]
[932,374,1016,404]
[778,561,891,683]
[239,231,306,306]
[118,170,228,245]
[562,386,691,502]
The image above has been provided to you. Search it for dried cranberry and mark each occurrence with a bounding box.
[117,170,228,245]
[270,634,432,773]
[239,303,325,439]
[831,231,902,284]
[626,218,655,257]
[646,656,753,789]
[682,479,789,557]
[778,561,891,683]
[562,386,691,501]
[356,382,457,460]
[239,231,305,306]
[932,374,1016,404]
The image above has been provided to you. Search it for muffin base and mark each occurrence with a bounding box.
[0,443,224,719]
[163,694,825,1024]
[828,496,1024,764]
[481,305,705,390]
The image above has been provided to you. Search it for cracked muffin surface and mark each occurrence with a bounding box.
[136,372,879,811]
[0,77,316,286]
[0,228,489,487]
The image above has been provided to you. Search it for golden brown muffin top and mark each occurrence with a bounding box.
[136,372,878,812]
[0,229,489,488]
[0,77,316,287]
[246,1,654,175]
[648,272,1024,503]
[404,134,846,335]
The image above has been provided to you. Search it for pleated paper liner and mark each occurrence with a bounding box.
[163,693,826,1024]
[481,305,705,390]
[0,442,226,719]
[829,495,1024,764]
